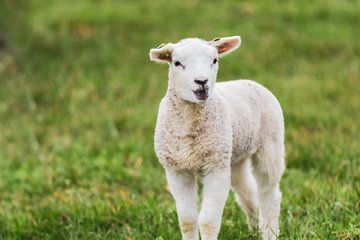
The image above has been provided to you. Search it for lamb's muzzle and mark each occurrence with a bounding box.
[193,79,209,100]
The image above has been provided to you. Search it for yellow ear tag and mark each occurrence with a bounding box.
[159,52,170,59]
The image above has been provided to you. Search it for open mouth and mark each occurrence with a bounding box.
[193,86,209,100]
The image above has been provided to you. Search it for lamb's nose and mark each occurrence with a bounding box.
[194,79,208,86]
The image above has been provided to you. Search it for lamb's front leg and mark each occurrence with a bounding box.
[199,167,231,240]
[166,168,199,240]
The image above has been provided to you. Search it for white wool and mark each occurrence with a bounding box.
[150,37,285,240]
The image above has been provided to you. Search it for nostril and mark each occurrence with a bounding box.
[194,79,208,85]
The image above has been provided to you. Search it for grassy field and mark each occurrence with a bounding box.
[0,0,359,239]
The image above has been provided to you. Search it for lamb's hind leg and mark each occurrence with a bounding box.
[231,159,259,230]
[252,143,285,240]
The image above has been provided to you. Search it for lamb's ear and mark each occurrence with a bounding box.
[149,43,174,63]
[209,36,241,57]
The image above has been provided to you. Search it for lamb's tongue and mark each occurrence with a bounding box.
[194,85,209,99]
[198,88,207,97]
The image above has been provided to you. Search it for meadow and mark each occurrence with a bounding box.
[0,0,359,239]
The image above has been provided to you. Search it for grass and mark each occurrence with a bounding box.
[0,0,359,239]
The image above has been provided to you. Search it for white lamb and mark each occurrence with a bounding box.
[149,36,285,240]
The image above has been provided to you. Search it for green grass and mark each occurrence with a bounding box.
[0,0,359,239]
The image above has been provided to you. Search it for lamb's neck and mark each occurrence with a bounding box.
[166,88,209,122]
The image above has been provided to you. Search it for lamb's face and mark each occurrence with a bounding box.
[150,36,241,103]
[168,40,218,102]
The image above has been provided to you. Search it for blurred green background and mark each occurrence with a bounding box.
[0,0,359,239]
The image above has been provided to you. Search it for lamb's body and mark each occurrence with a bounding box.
[155,80,284,240]
[151,37,285,240]
[156,80,284,171]
[216,80,285,175]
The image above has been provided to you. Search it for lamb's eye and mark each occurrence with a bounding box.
[213,58,218,64]
[174,61,181,67]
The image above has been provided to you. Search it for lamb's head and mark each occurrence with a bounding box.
[149,36,241,103]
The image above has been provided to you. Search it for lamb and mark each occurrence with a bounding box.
[149,36,285,240]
